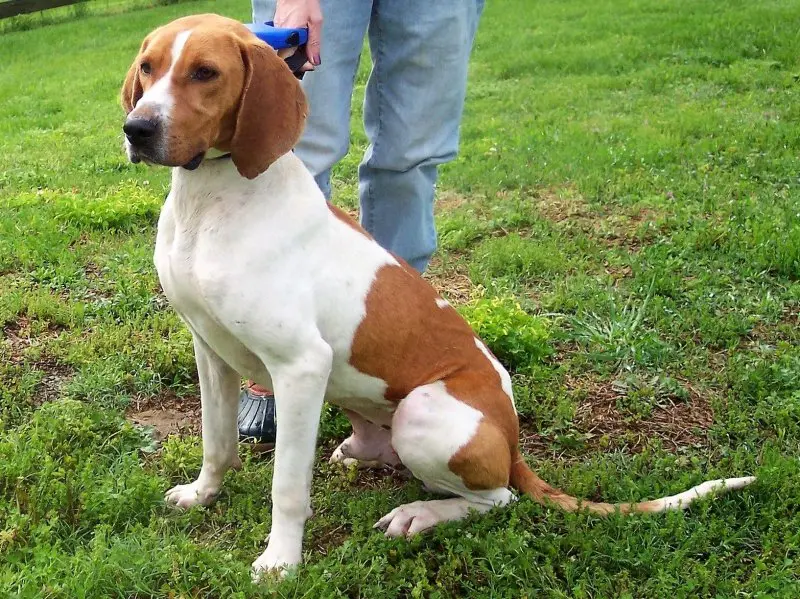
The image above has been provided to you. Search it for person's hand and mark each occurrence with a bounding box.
[274,0,322,69]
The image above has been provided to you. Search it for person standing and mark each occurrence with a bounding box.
[238,0,485,443]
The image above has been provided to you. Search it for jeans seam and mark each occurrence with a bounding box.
[364,3,384,234]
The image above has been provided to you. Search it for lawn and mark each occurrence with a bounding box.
[1,0,799,596]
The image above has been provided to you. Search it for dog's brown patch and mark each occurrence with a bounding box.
[447,418,512,490]
[347,262,520,491]
[348,263,493,400]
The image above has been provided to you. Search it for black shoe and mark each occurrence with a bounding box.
[238,385,276,446]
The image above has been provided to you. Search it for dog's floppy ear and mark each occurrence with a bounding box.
[121,35,151,114]
[230,41,308,180]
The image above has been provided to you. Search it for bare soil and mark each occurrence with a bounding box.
[126,392,201,441]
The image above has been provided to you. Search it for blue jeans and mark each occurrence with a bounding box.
[252,0,484,272]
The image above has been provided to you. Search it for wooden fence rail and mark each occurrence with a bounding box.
[0,0,88,20]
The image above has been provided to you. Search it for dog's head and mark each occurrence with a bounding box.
[121,13,307,179]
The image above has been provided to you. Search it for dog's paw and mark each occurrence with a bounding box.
[329,438,402,469]
[251,543,301,582]
[374,501,441,538]
[165,481,218,508]
[329,445,382,469]
[374,498,479,538]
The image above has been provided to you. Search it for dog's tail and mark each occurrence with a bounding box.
[509,457,755,515]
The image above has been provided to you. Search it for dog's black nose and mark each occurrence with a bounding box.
[123,117,157,146]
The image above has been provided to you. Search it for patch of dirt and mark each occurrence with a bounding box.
[533,189,594,223]
[67,231,93,249]
[83,261,104,279]
[309,468,413,555]
[2,316,73,403]
[424,255,477,306]
[126,392,201,441]
[572,375,713,452]
[314,438,413,505]
[744,305,799,346]
[517,427,553,460]
[310,521,353,556]
[519,375,714,459]
[308,470,411,554]
[533,189,666,254]
[74,261,116,303]
[32,358,72,404]
[3,315,66,343]
[435,190,471,215]
[343,464,412,492]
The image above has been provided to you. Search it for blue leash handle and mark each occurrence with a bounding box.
[245,21,309,50]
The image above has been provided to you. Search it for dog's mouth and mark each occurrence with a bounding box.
[182,152,205,171]
[126,144,206,170]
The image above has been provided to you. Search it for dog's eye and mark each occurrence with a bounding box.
[140,62,152,75]
[192,66,218,82]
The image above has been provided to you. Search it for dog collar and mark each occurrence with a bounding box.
[205,148,232,161]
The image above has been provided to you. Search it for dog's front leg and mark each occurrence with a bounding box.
[165,334,239,508]
[252,339,332,579]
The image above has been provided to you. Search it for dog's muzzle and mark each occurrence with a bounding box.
[123,116,159,164]
[123,117,157,146]
[123,115,205,169]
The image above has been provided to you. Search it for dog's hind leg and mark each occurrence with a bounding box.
[165,333,240,508]
[330,409,401,468]
[375,381,515,537]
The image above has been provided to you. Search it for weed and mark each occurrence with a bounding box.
[459,293,551,374]
[611,372,690,420]
[568,284,672,372]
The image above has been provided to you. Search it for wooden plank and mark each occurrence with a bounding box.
[0,0,87,20]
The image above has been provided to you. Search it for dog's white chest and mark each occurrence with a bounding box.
[154,197,257,369]
[152,165,287,384]
[153,158,401,420]
[154,204,206,316]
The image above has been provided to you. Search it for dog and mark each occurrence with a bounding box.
[120,13,755,579]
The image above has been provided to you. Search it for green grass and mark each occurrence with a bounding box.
[1,0,800,596]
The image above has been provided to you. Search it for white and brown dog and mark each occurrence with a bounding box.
[121,14,755,579]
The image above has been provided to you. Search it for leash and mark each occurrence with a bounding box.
[246,21,310,79]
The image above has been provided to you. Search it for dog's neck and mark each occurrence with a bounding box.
[171,152,247,205]
[169,151,315,212]
[167,151,329,243]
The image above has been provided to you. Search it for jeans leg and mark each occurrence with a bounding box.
[359,0,484,272]
[253,0,372,199]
